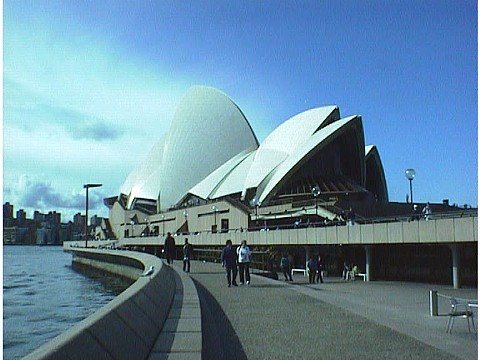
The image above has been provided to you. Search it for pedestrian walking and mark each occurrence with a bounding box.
[182,238,193,272]
[307,255,318,284]
[316,254,324,283]
[163,232,176,265]
[221,239,238,287]
[422,202,432,221]
[347,208,355,226]
[237,240,252,285]
[280,253,293,281]
[342,260,350,280]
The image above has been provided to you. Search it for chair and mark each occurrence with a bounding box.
[446,298,475,333]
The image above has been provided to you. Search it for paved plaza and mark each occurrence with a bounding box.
[184,261,477,360]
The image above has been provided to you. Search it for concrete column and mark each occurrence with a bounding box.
[450,243,460,289]
[364,245,372,282]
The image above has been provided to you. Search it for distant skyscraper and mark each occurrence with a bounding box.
[33,210,46,223]
[16,209,26,226]
[3,202,13,219]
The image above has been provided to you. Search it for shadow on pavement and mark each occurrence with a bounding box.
[192,279,247,360]
[245,283,284,289]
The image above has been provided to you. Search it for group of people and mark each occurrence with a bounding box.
[221,239,252,287]
[279,253,325,284]
[306,254,325,284]
[163,232,193,273]
[411,203,432,221]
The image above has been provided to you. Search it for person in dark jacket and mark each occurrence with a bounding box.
[280,253,293,281]
[221,239,238,287]
[182,238,193,272]
[307,255,318,284]
[316,254,324,283]
[164,232,176,265]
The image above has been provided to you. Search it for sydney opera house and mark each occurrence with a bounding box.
[106,86,388,233]
[103,86,476,286]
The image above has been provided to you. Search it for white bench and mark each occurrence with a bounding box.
[291,268,307,276]
[356,272,367,281]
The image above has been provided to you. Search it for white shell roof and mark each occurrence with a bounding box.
[365,145,375,156]
[121,136,165,205]
[210,150,256,199]
[119,86,383,212]
[242,106,339,195]
[256,115,362,203]
[188,148,255,200]
[122,86,259,211]
[365,144,389,202]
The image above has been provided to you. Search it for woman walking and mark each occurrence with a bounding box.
[237,240,252,285]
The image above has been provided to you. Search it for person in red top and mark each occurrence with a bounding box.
[163,232,176,265]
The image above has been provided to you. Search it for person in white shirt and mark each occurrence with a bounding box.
[237,240,252,285]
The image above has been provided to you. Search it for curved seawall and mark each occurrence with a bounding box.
[24,248,176,360]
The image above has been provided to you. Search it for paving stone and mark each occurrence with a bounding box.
[152,332,202,353]
[162,318,201,333]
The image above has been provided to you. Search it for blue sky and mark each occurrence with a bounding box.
[4,0,477,221]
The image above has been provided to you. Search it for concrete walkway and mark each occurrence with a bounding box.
[187,260,477,360]
[149,265,202,359]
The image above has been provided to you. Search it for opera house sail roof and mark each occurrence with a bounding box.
[116,86,388,214]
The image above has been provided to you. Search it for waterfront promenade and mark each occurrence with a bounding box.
[179,260,477,360]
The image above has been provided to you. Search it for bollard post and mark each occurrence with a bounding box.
[429,290,438,316]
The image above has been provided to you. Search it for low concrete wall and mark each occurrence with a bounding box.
[24,248,176,360]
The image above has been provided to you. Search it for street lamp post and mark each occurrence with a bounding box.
[130,220,134,237]
[183,210,188,234]
[405,169,416,204]
[212,205,218,228]
[83,183,102,248]
[161,214,165,236]
[311,186,320,217]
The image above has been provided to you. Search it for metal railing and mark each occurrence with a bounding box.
[193,248,273,272]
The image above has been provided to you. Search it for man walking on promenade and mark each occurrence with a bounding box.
[221,240,238,287]
[164,232,176,265]
[280,253,293,281]
[183,238,193,272]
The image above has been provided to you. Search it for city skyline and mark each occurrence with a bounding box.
[3,200,97,225]
[4,1,477,220]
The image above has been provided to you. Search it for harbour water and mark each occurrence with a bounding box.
[3,246,131,359]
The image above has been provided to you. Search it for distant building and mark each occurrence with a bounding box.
[90,215,103,228]
[4,202,13,219]
[16,209,27,226]
[4,202,14,227]
[59,222,74,243]
[33,210,46,223]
